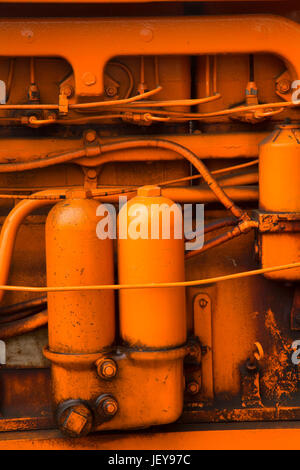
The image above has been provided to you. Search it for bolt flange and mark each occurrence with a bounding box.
[57,400,93,438]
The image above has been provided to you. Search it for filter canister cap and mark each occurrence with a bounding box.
[137,185,161,197]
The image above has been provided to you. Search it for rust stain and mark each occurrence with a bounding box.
[261,309,297,402]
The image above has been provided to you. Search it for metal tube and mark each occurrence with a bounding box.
[0,190,63,303]
[0,133,268,166]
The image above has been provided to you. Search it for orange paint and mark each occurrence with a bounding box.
[0,1,298,450]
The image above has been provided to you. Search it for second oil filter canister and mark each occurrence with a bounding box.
[118,185,186,349]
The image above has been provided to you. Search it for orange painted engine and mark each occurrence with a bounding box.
[0,0,299,451]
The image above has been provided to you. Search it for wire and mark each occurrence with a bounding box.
[36,114,124,125]
[159,100,296,120]
[158,159,259,187]
[116,98,297,119]
[69,86,162,109]
[0,187,137,200]
[0,261,299,293]
[0,296,47,316]
[0,86,162,111]
[120,93,221,108]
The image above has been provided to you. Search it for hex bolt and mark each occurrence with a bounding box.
[96,358,117,379]
[102,397,118,417]
[85,129,97,143]
[187,381,200,395]
[57,401,93,438]
[82,72,97,86]
[96,394,118,420]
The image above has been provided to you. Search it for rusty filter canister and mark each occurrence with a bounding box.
[118,185,186,349]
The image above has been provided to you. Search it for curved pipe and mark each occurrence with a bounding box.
[185,226,245,260]
[0,306,46,324]
[0,133,267,165]
[0,189,64,303]
[0,146,100,173]
[119,93,221,108]
[0,310,48,339]
[0,296,47,316]
[0,139,247,218]
[185,220,258,260]
[97,139,246,220]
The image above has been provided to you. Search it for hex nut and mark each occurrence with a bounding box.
[186,381,200,395]
[96,394,118,420]
[96,358,117,379]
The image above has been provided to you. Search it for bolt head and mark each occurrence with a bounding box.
[96,394,118,420]
[187,381,200,395]
[102,398,118,416]
[96,358,117,379]
[82,72,97,87]
[57,402,93,438]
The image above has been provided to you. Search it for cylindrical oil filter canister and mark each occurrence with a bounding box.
[46,194,115,354]
[259,125,300,280]
[118,185,186,349]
